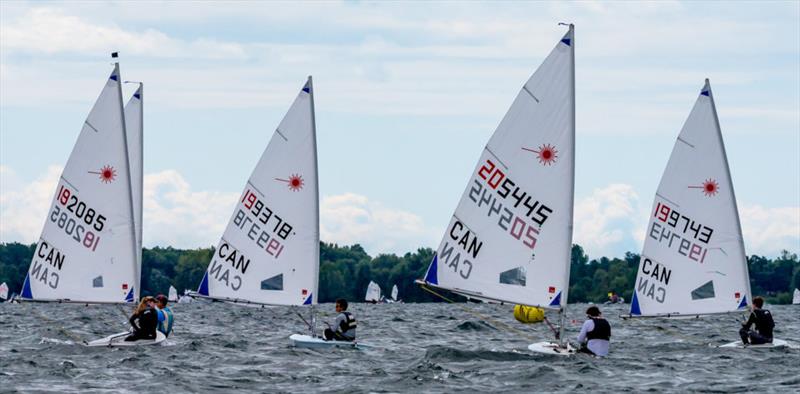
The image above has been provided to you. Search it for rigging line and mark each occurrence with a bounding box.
[27,304,86,344]
[420,285,540,343]
[292,306,312,331]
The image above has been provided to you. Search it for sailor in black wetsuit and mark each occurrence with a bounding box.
[739,296,774,345]
[125,296,158,342]
[323,298,356,341]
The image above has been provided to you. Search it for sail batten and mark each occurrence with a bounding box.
[194,78,319,306]
[630,80,751,317]
[420,26,575,308]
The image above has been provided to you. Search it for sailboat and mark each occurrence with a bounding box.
[365,281,382,303]
[20,61,140,305]
[186,77,329,345]
[793,289,800,305]
[416,24,576,355]
[0,282,8,302]
[168,286,178,302]
[626,80,790,349]
[390,284,400,303]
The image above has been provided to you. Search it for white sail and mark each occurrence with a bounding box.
[195,78,319,306]
[124,83,143,300]
[629,80,751,317]
[0,282,8,301]
[420,26,575,309]
[793,289,800,305]
[391,284,399,301]
[365,281,381,302]
[168,285,178,302]
[20,65,138,303]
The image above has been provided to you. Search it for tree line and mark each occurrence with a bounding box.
[1,242,798,304]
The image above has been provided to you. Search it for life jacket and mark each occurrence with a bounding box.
[754,309,774,338]
[338,311,357,334]
[587,317,611,341]
[157,307,174,337]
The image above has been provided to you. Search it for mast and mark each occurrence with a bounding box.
[706,79,751,307]
[558,22,576,347]
[308,75,320,336]
[137,82,144,300]
[114,55,140,302]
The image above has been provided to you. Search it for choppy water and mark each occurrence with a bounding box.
[1,302,798,393]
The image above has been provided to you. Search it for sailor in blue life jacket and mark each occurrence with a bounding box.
[739,296,774,345]
[323,298,356,341]
[576,306,610,357]
[154,294,174,338]
[126,296,158,341]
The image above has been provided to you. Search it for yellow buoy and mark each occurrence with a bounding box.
[513,304,545,324]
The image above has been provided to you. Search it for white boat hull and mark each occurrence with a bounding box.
[86,331,166,347]
[527,341,576,356]
[718,338,795,349]
[289,334,358,349]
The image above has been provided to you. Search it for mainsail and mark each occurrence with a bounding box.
[391,284,399,301]
[419,25,575,311]
[124,83,144,301]
[365,281,381,302]
[0,282,8,301]
[168,285,178,302]
[20,64,139,303]
[792,289,800,305]
[194,77,319,306]
[629,80,751,317]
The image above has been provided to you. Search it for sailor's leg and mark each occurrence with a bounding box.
[739,327,750,344]
[323,328,334,340]
[748,331,769,345]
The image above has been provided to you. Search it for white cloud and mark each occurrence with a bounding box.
[0,165,61,242]
[0,166,439,255]
[0,8,246,59]
[321,193,438,255]
[142,170,238,248]
[573,184,645,258]
[740,204,800,256]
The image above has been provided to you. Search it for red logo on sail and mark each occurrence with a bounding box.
[275,174,304,191]
[88,165,117,183]
[688,178,719,197]
[522,144,558,166]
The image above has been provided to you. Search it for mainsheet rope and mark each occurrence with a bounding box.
[420,284,549,344]
[25,303,86,344]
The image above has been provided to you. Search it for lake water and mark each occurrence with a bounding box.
[1,302,798,392]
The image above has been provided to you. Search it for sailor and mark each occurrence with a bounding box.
[154,294,174,338]
[576,306,610,356]
[323,298,356,341]
[739,296,774,345]
[125,296,158,342]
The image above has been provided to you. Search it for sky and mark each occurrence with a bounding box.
[1,1,798,260]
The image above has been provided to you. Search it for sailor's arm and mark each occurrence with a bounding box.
[576,320,593,343]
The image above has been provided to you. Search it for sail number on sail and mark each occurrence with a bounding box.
[470,159,553,250]
[50,184,105,251]
[235,189,294,258]
[649,201,713,263]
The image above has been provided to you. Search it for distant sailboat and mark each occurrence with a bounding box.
[416,24,576,355]
[0,282,8,302]
[626,80,791,349]
[391,284,399,302]
[189,77,319,311]
[168,286,178,302]
[793,289,800,305]
[20,61,140,304]
[365,281,381,303]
